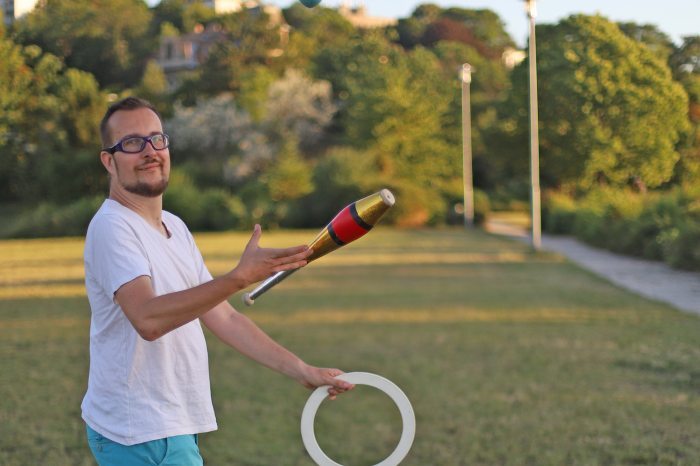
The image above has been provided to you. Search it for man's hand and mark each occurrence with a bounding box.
[229,224,313,288]
[297,365,355,400]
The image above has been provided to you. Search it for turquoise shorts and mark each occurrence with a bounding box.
[86,424,203,466]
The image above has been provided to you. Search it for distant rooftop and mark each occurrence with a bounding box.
[1,0,40,26]
[337,2,397,29]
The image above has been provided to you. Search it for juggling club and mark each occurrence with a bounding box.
[242,189,395,305]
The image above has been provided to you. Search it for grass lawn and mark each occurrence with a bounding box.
[1,227,699,465]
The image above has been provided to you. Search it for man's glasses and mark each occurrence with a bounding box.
[104,133,169,154]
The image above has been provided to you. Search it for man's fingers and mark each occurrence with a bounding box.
[268,247,312,268]
[245,224,262,251]
[269,244,312,259]
[271,259,308,273]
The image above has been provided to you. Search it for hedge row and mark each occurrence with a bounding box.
[543,187,700,271]
[1,169,492,238]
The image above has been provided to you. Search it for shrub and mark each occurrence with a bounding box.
[164,168,245,231]
[663,221,700,271]
[445,189,491,226]
[542,186,700,270]
[2,196,103,238]
[473,189,491,226]
[542,191,577,234]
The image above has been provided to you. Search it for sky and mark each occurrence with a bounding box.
[261,0,700,47]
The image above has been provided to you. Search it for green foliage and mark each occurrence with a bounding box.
[57,69,104,147]
[441,7,514,50]
[194,9,282,96]
[282,4,354,50]
[266,139,313,202]
[383,180,447,227]
[163,168,245,231]
[543,187,700,270]
[395,4,513,53]
[135,60,170,115]
[166,94,251,186]
[237,65,276,122]
[37,149,106,203]
[618,22,675,63]
[182,2,217,32]
[431,41,510,190]
[13,0,153,87]
[542,191,577,234]
[314,34,460,225]
[263,68,336,154]
[0,38,106,202]
[151,0,188,34]
[501,15,689,191]
[298,146,382,227]
[670,36,700,185]
[4,3,696,236]
[0,196,103,238]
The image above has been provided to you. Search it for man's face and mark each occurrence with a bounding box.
[102,107,170,197]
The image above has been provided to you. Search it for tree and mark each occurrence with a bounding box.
[56,69,104,147]
[135,60,170,115]
[194,9,281,96]
[618,22,674,64]
[314,33,460,225]
[441,7,514,51]
[182,2,217,32]
[166,94,251,186]
[395,5,512,56]
[282,3,354,46]
[151,0,188,34]
[670,36,700,75]
[280,4,355,71]
[421,17,497,58]
[432,41,510,189]
[13,0,153,88]
[0,38,106,202]
[263,68,336,153]
[499,15,689,191]
[670,36,700,183]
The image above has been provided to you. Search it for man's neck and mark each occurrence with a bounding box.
[109,188,165,233]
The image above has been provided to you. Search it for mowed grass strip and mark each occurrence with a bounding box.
[1,228,699,465]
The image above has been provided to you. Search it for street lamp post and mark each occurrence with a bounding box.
[460,63,474,228]
[524,0,542,250]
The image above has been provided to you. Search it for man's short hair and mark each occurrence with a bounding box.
[100,97,162,149]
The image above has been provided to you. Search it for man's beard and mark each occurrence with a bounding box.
[113,156,169,197]
[123,178,169,197]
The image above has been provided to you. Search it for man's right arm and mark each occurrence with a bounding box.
[115,224,311,341]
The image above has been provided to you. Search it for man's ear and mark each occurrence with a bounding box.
[100,151,116,175]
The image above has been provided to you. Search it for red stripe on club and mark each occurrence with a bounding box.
[330,205,369,243]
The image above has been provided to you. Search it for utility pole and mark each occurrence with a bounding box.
[460,63,474,228]
[524,0,542,250]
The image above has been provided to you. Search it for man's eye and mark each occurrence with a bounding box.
[122,138,143,150]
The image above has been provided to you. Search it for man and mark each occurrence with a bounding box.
[82,97,353,465]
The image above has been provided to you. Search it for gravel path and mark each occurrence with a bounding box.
[485,219,700,315]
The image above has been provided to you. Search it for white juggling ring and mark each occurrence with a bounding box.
[300,372,416,466]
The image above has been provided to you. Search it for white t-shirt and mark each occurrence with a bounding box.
[82,199,218,445]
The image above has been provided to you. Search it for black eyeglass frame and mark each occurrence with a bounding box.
[103,133,170,155]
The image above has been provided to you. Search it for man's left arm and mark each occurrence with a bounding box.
[200,302,353,399]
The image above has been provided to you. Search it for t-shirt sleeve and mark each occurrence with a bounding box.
[87,214,152,298]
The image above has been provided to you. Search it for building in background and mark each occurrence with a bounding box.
[157,2,286,90]
[197,0,266,15]
[337,2,397,29]
[1,0,39,25]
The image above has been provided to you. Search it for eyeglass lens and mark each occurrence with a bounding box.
[121,134,168,153]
